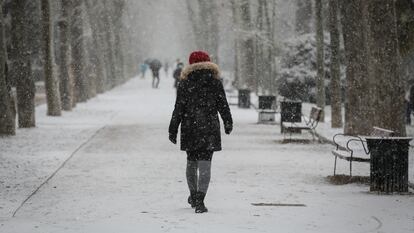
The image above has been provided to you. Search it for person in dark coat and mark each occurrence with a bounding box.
[173,62,184,88]
[168,51,233,213]
[149,59,162,88]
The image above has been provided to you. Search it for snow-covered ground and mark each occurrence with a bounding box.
[1,71,413,233]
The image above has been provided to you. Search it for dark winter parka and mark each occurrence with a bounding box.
[168,62,233,152]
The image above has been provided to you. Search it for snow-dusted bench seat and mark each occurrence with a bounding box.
[332,126,395,176]
[258,109,277,123]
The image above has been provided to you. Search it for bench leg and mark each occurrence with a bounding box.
[280,121,284,134]
[310,129,316,141]
[334,155,338,176]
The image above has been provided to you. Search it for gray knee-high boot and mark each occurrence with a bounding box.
[195,161,211,213]
[186,160,198,208]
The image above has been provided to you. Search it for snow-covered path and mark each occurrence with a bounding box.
[1,73,413,233]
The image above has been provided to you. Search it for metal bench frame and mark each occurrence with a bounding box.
[332,126,395,176]
[282,107,322,141]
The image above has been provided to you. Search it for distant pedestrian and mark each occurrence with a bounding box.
[139,63,148,79]
[149,59,162,88]
[168,51,233,213]
[173,62,184,88]
[164,61,169,75]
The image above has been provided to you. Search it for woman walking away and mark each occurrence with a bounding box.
[168,51,233,213]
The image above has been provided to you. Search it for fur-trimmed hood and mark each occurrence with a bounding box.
[180,62,220,80]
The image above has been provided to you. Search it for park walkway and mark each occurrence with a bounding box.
[0,72,413,233]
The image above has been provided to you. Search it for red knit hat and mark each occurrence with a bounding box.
[189,50,211,65]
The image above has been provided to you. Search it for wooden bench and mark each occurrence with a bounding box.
[332,126,395,176]
[282,106,322,141]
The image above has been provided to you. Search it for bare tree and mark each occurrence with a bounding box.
[396,0,414,59]
[101,0,118,88]
[58,0,73,110]
[186,0,220,61]
[112,0,126,83]
[339,0,371,135]
[70,0,89,103]
[396,0,414,83]
[270,0,279,96]
[41,0,62,116]
[296,0,313,34]
[0,0,15,135]
[315,0,325,121]
[84,0,106,93]
[254,0,273,95]
[186,0,202,51]
[329,0,342,128]
[239,0,255,90]
[10,0,36,128]
[230,0,241,88]
[367,0,405,136]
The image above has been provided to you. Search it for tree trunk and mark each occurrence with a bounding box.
[329,0,342,128]
[70,0,89,103]
[58,0,73,110]
[112,0,126,83]
[339,0,371,135]
[396,0,414,59]
[270,0,279,96]
[186,0,203,51]
[101,1,117,88]
[84,0,106,93]
[255,0,264,94]
[315,0,325,122]
[208,0,220,62]
[239,0,255,90]
[41,0,61,116]
[263,0,273,95]
[90,1,113,91]
[11,0,36,128]
[230,0,242,89]
[296,0,313,34]
[0,0,15,135]
[186,0,220,62]
[367,0,406,136]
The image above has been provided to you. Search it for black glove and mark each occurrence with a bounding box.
[169,133,177,144]
[225,124,233,135]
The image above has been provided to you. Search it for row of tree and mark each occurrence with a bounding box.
[230,0,278,96]
[0,0,135,136]
[226,0,413,136]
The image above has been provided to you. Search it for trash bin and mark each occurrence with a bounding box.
[258,96,276,110]
[366,137,412,193]
[280,100,302,133]
[238,89,250,108]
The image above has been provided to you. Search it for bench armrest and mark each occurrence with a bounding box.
[346,137,370,156]
[332,133,346,150]
[333,134,361,150]
[302,114,319,129]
